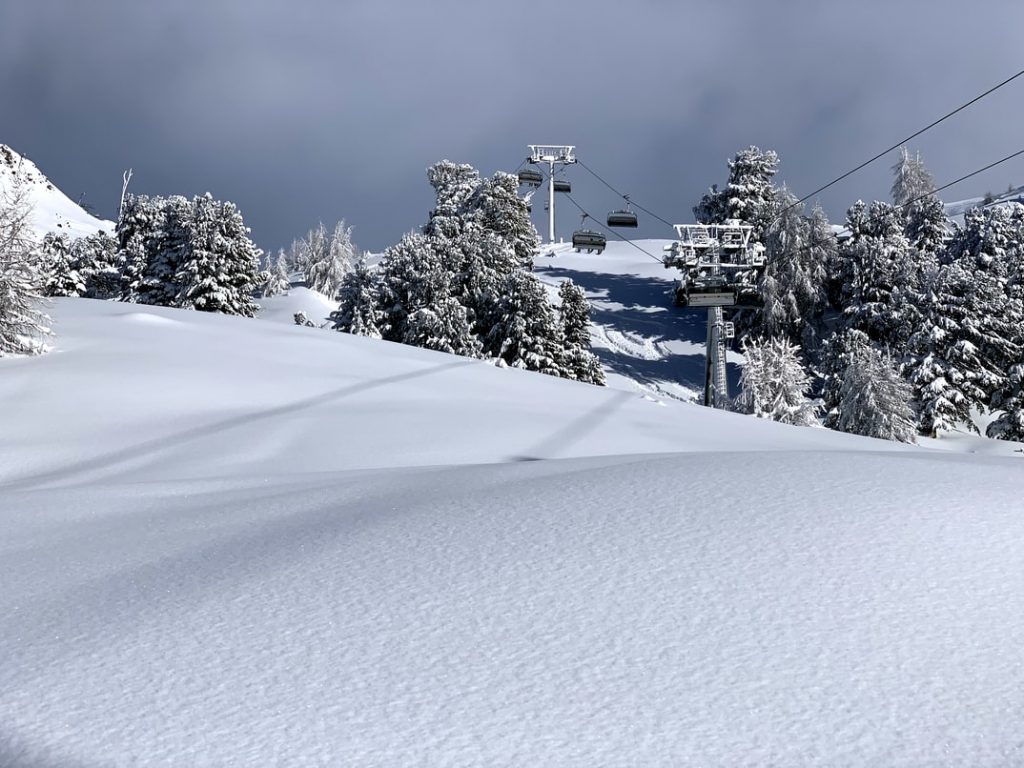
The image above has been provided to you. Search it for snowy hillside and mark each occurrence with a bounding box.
[0,144,113,240]
[264,240,733,403]
[944,184,1024,222]
[3,297,1024,766]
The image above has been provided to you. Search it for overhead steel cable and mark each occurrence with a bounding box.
[766,146,1024,272]
[575,159,677,229]
[562,192,666,264]
[779,67,1024,219]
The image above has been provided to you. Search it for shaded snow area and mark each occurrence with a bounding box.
[3,298,1024,766]
[0,144,114,241]
[535,240,732,402]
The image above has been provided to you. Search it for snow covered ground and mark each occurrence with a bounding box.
[3,294,1024,766]
[0,144,113,241]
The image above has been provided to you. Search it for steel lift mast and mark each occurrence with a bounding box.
[528,145,576,244]
[663,222,765,409]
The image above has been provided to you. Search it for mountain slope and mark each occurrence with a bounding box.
[0,144,113,240]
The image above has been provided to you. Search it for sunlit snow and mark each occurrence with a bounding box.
[2,242,1024,765]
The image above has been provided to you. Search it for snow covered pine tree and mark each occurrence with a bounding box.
[735,337,818,426]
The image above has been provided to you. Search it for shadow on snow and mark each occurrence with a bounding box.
[536,265,743,396]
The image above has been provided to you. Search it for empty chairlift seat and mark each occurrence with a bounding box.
[572,229,607,254]
[607,209,638,228]
[553,179,571,193]
[518,168,543,187]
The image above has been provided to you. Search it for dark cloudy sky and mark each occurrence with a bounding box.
[2,1,1023,253]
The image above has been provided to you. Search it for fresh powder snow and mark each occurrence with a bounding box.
[3,284,1024,765]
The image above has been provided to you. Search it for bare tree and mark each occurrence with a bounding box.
[0,183,49,355]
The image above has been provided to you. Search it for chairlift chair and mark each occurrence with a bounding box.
[572,229,606,254]
[607,208,638,228]
[553,179,571,193]
[518,168,543,188]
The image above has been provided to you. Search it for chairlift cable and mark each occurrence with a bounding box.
[563,193,666,264]
[576,159,676,228]
[765,146,1024,273]
[778,66,1024,220]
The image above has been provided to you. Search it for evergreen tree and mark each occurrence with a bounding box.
[474,171,539,269]
[747,192,830,348]
[891,146,948,257]
[260,249,292,298]
[74,231,121,299]
[0,184,48,355]
[404,297,482,357]
[41,232,85,297]
[903,262,1018,436]
[424,161,481,240]
[487,271,565,376]
[450,223,522,349]
[134,194,192,307]
[286,237,307,279]
[834,200,918,347]
[946,204,1024,278]
[116,194,169,301]
[306,221,354,298]
[330,252,382,338]
[374,232,450,343]
[735,337,818,426]
[819,328,872,429]
[558,279,605,384]
[341,159,592,380]
[987,363,1024,441]
[174,194,262,316]
[890,146,936,207]
[903,194,949,256]
[694,146,780,240]
[835,344,916,443]
[115,193,262,315]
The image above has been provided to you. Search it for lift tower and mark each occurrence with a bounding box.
[663,221,765,408]
[528,145,576,244]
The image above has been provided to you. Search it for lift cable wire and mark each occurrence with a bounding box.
[562,192,666,265]
[575,159,677,229]
[764,146,1024,274]
[778,66,1024,220]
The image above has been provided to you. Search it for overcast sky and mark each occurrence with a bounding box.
[2,1,1023,253]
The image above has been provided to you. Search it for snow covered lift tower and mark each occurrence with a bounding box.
[663,221,765,408]
[528,145,576,244]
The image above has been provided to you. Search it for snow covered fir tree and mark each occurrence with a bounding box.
[10,134,1024,444]
[695,143,1024,443]
[330,160,605,384]
[116,193,262,316]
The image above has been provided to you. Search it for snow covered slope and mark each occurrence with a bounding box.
[535,239,742,401]
[944,184,1024,224]
[3,298,1024,766]
[0,144,113,240]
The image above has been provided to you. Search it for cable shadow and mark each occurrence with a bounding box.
[2,359,476,492]
[509,389,634,461]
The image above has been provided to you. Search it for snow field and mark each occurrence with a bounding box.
[1,240,1024,764]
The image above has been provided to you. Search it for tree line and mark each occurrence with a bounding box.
[701,146,1024,442]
